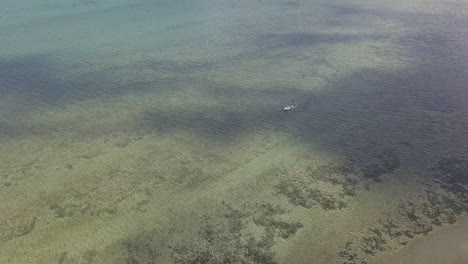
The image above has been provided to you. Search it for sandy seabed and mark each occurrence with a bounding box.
[376,216,468,264]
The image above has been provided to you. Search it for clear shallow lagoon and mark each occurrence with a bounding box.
[1,0,468,263]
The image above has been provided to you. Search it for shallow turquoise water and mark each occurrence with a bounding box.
[1,0,467,263]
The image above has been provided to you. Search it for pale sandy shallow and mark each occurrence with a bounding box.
[375,216,468,264]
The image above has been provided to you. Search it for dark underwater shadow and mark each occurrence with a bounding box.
[119,4,468,263]
[137,1,468,163]
[2,1,468,158]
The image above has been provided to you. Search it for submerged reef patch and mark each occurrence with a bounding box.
[356,149,401,182]
[338,156,467,264]
[274,161,356,210]
[48,187,127,218]
[0,158,46,190]
[275,149,400,211]
[123,202,303,264]
[170,203,302,264]
[0,208,38,242]
[432,157,468,203]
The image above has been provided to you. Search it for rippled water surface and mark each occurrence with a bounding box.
[1,0,467,263]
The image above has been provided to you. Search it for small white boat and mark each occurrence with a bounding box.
[282,101,297,111]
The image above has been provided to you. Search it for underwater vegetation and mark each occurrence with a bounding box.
[48,186,131,218]
[123,202,303,264]
[432,157,468,203]
[0,159,47,242]
[0,158,45,190]
[338,156,467,264]
[339,242,367,264]
[0,214,37,242]
[124,236,162,264]
[275,148,401,211]
[358,149,400,182]
[276,178,349,210]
